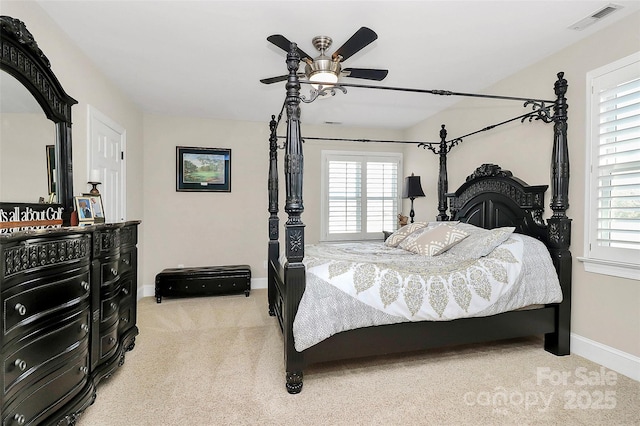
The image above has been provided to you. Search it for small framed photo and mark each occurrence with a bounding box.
[176,146,231,192]
[88,194,105,222]
[74,196,94,222]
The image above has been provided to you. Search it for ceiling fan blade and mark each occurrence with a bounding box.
[331,27,378,62]
[343,68,388,81]
[267,34,312,62]
[260,75,289,85]
[260,73,307,84]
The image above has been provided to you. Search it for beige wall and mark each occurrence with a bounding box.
[140,115,404,287]
[405,12,640,357]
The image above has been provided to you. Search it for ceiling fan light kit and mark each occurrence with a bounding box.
[305,36,341,88]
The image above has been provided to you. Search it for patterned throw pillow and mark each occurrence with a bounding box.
[384,222,429,247]
[398,226,431,250]
[403,224,470,256]
[446,225,515,259]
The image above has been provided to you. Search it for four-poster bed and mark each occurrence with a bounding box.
[267,44,572,394]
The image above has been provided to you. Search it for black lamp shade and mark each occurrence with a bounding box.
[403,175,425,199]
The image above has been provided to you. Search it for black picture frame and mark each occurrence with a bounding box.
[46,144,56,196]
[176,146,231,192]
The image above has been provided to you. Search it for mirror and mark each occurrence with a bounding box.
[0,71,56,203]
[0,15,77,224]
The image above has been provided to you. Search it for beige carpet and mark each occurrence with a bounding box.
[77,289,639,425]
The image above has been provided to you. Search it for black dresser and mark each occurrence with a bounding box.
[0,221,140,425]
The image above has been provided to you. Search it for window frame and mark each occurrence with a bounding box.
[320,150,402,242]
[581,51,640,281]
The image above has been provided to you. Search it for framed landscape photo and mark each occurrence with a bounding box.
[74,196,94,222]
[176,146,231,192]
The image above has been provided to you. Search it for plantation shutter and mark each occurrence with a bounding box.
[328,160,362,234]
[366,161,398,233]
[591,65,640,261]
[323,152,401,241]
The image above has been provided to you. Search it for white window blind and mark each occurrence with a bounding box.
[328,160,362,234]
[584,52,640,278]
[322,151,401,241]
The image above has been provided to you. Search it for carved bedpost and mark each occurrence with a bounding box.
[267,115,279,316]
[545,72,571,356]
[550,72,570,218]
[437,125,449,221]
[283,43,306,394]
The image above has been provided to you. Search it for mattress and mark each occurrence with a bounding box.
[292,233,562,351]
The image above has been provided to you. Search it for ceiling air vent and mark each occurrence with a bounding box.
[569,3,623,31]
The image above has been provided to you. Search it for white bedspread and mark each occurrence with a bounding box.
[292,234,562,351]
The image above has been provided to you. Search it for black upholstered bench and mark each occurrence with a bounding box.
[155,265,251,303]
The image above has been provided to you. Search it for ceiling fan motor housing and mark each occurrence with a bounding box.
[305,35,341,83]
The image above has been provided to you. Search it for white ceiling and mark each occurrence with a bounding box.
[33,0,640,129]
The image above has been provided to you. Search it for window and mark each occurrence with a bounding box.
[321,151,402,241]
[582,52,640,280]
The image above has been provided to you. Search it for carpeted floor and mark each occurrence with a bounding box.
[77,289,639,425]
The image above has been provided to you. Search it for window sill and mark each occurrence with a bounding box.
[577,257,640,281]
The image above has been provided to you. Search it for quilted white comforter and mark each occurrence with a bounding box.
[292,233,562,351]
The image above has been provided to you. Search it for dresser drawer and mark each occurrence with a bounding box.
[3,310,90,396]
[119,276,134,299]
[2,268,90,338]
[99,323,119,361]
[119,250,134,275]
[100,257,121,288]
[100,293,120,324]
[118,303,134,333]
[92,227,120,257]
[2,353,89,426]
[2,234,91,287]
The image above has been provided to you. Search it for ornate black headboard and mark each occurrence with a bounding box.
[448,164,548,240]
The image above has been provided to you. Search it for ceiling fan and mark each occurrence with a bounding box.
[260,27,388,86]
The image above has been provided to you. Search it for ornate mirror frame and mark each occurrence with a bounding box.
[1,15,77,224]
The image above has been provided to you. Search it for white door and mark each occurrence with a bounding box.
[88,106,126,222]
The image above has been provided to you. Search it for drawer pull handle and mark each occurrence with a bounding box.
[13,414,26,425]
[111,268,118,276]
[81,324,90,333]
[110,302,118,310]
[109,337,117,344]
[14,359,27,371]
[121,317,129,323]
[79,366,88,375]
[121,288,129,295]
[81,281,90,291]
[122,258,130,265]
[14,303,26,316]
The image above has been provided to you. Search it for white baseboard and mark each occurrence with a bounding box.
[138,277,267,300]
[571,333,640,381]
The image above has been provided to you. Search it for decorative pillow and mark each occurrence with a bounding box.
[403,224,470,256]
[393,221,461,250]
[385,222,428,247]
[397,226,430,250]
[446,225,515,259]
